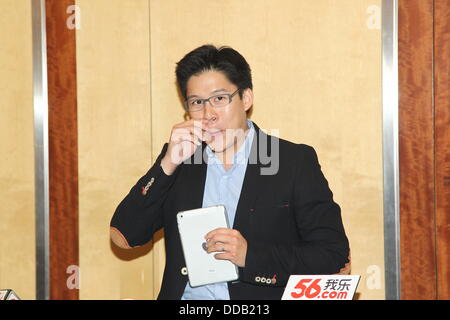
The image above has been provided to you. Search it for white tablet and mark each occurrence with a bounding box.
[177,205,239,287]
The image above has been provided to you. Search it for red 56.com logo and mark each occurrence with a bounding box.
[281,275,360,300]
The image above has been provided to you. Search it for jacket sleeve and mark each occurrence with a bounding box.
[241,145,350,287]
[110,143,179,247]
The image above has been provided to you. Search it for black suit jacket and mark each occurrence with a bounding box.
[110,122,349,300]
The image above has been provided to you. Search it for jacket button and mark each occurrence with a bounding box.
[266,278,272,284]
[181,267,188,275]
[261,277,267,283]
[141,177,155,195]
[255,276,261,282]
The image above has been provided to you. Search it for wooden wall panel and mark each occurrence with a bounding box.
[398,0,436,300]
[46,0,79,300]
[434,0,450,300]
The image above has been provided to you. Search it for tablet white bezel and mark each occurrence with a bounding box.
[177,205,239,287]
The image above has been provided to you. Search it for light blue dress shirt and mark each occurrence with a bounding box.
[181,120,255,300]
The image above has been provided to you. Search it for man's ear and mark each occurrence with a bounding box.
[242,88,254,112]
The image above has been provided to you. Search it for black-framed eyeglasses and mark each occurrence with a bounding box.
[183,89,241,112]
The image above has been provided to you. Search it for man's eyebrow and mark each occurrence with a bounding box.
[211,88,228,93]
[186,94,199,100]
[186,88,229,100]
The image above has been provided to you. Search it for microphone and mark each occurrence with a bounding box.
[0,289,20,300]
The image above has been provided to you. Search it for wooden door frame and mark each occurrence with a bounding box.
[398,0,450,300]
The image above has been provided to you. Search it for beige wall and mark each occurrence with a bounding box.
[77,0,384,300]
[76,0,155,299]
[0,0,35,300]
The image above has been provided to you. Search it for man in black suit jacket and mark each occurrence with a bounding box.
[110,45,349,300]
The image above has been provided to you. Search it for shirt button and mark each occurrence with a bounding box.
[255,276,261,283]
[261,277,267,283]
[181,267,188,275]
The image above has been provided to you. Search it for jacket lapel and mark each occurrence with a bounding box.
[232,123,270,236]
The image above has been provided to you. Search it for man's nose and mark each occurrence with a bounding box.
[202,102,218,123]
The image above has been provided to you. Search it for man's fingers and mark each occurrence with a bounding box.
[205,229,240,254]
[204,228,235,240]
[213,252,233,261]
[206,235,235,249]
[172,120,215,144]
[172,126,205,144]
[203,228,247,268]
[206,241,227,254]
[172,132,201,146]
[206,240,239,253]
[191,126,205,143]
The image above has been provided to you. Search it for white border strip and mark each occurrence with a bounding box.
[32,0,50,300]
[382,0,401,300]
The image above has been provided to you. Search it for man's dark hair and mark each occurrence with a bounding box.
[175,45,252,100]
